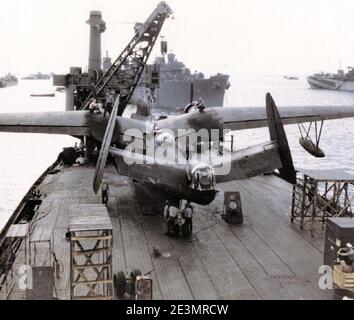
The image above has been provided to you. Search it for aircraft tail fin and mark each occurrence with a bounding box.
[266,93,296,184]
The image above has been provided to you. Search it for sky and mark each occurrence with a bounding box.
[1,0,354,77]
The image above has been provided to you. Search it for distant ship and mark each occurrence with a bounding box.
[0,73,18,88]
[103,47,230,112]
[30,93,55,97]
[307,67,354,91]
[133,53,230,111]
[21,72,51,80]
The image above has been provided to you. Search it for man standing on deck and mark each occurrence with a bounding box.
[164,200,180,236]
[104,91,114,117]
[101,179,109,205]
[183,201,193,235]
[89,98,100,114]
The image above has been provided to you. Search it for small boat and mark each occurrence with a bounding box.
[30,93,55,97]
[55,87,65,93]
[22,72,51,80]
[284,75,299,80]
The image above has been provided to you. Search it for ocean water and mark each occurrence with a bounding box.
[0,80,77,230]
[225,75,354,174]
[1,76,354,230]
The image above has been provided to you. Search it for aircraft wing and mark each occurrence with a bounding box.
[0,111,148,142]
[211,106,354,131]
[0,111,91,135]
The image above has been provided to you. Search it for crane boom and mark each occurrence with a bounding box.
[80,1,172,115]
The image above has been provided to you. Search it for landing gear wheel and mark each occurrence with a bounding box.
[173,224,181,236]
[182,223,192,237]
[114,271,127,299]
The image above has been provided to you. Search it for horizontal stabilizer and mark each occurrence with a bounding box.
[215,141,282,183]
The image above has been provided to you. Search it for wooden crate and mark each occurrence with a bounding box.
[333,265,354,291]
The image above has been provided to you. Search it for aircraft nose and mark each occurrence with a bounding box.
[189,164,216,191]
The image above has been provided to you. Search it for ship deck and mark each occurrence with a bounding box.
[1,164,331,300]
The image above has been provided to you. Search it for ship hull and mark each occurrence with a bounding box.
[307,75,354,91]
[133,76,229,112]
[0,80,18,89]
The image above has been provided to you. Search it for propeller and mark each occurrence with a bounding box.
[93,96,120,194]
[266,93,296,184]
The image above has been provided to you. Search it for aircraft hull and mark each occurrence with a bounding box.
[112,153,217,208]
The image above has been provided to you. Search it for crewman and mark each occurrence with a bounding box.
[89,98,100,114]
[164,200,172,235]
[163,200,170,220]
[92,146,99,163]
[101,179,109,205]
[183,201,194,234]
[126,269,142,300]
[75,141,84,157]
[196,98,206,111]
[164,201,179,236]
[104,91,115,117]
[89,82,96,97]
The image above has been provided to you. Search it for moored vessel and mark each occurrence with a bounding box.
[0,74,18,88]
[132,52,230,111]
[307,67,354,91]
[21,72,51,80]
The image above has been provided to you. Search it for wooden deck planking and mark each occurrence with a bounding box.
[79,197,100,205]
[213,224,292,299]
[2,164,333,300]
[249,176,326,251]
[54,197,80,229]
[52,228,70,299]
[141,216,195,300]
[114,182,164,300]
[111,217,127,276]
[229,180,330,299]
[192,230,259,300]
[177,250,220,300]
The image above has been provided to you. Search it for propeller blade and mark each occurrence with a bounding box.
[266,93,296,184]
[93,96,120,193]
